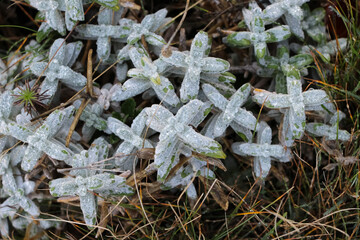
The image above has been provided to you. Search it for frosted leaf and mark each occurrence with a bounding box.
[19,107,75,171]
[261,41,313,93]
[264,0,310,39]
[3,122,33,143]
[75,6,127,60]
[145,100,226,181]
[111,78,150,102]
[94,0,120,10]
[108,113,152,170]
[29,0,66,35]
[126,9,168,46]
[0,91,15,123]
[0,53,21,89]
[161,31,230,102]
[301,4,326,44]
[73,100,107,142]
[202,83,256,137]
[123,47,180,106]
[67,137,109,176]
[253,75,331,145]
[144,105,173,132]
[94,83,113,110]
[49,173,133,227]
[306,111,351,141]
[225,3,291,65]
[11,213,61,238]
[64,0,85,30]
[2,167,40,216]
[292,38,348,62]
[232,122,291,178]
[31,39,85,104]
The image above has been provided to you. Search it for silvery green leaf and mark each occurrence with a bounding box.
[108,113,152,170]
[306,111,350,141]
[180,127,225,159]
[20,107,74,171]
[224,32,252,48]
[230,122,253,142]
[202,83,256,137]
[302,89,331,106]
[79,192,97,227]
[125,9,168,46]
[253,76,324,143]
[64,0,85,30]
[69,137,109,176]
[201,71,236,85]
[265,25,292,43]
[29,0,66,35]
[31,40,85,103]
[145,100,225,181]
[2,168,40,216]
[144,105,173,132]
[151,76,180,107]
[75,24,131,39]
[160,51,187,68]
[161,165,197,200]
[155,139,180,181]
[293,39,347,62]
[126,47,180,106]
[265,0,310,39]
[232,122,291,178]
[190,101,213,128]
[0,53,20,88]
[94,0,120,10]
[110,79,150,102]
[3,122,33,143]
[0,91,14,122]
[162,31,230,102]
[302,5,326,44]
[94,174,134,196]
[64,41,83,67]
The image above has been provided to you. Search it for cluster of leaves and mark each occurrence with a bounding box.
[0,0,356,238]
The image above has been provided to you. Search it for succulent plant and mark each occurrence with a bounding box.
[252,76,331,147]
[1,106,75,171]
[107,110,152,170]
[291,38,348,62]
[264,0,310,39]
[301,4,327,44]
[111,46,180,106]
[261,41,313,93]
[75,6,126,61]
[144,100,225,181]
[1,167,39,217]
[306,111,351,141]
[232,121,292,178]
[30,38,85,104]
[224,2,292,66]
[202,83,256,140]
[161,31,230,102]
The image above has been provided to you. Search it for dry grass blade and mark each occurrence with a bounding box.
[199,176,229,211]
[65,98,90,147]
[86,49,94,98]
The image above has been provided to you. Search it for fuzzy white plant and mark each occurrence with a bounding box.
[224,2,292,66]
[161,31,231,102]
[144,100,225,181]
[202,83,256,140]
[30,38,85,103]
[232,121,292,178]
